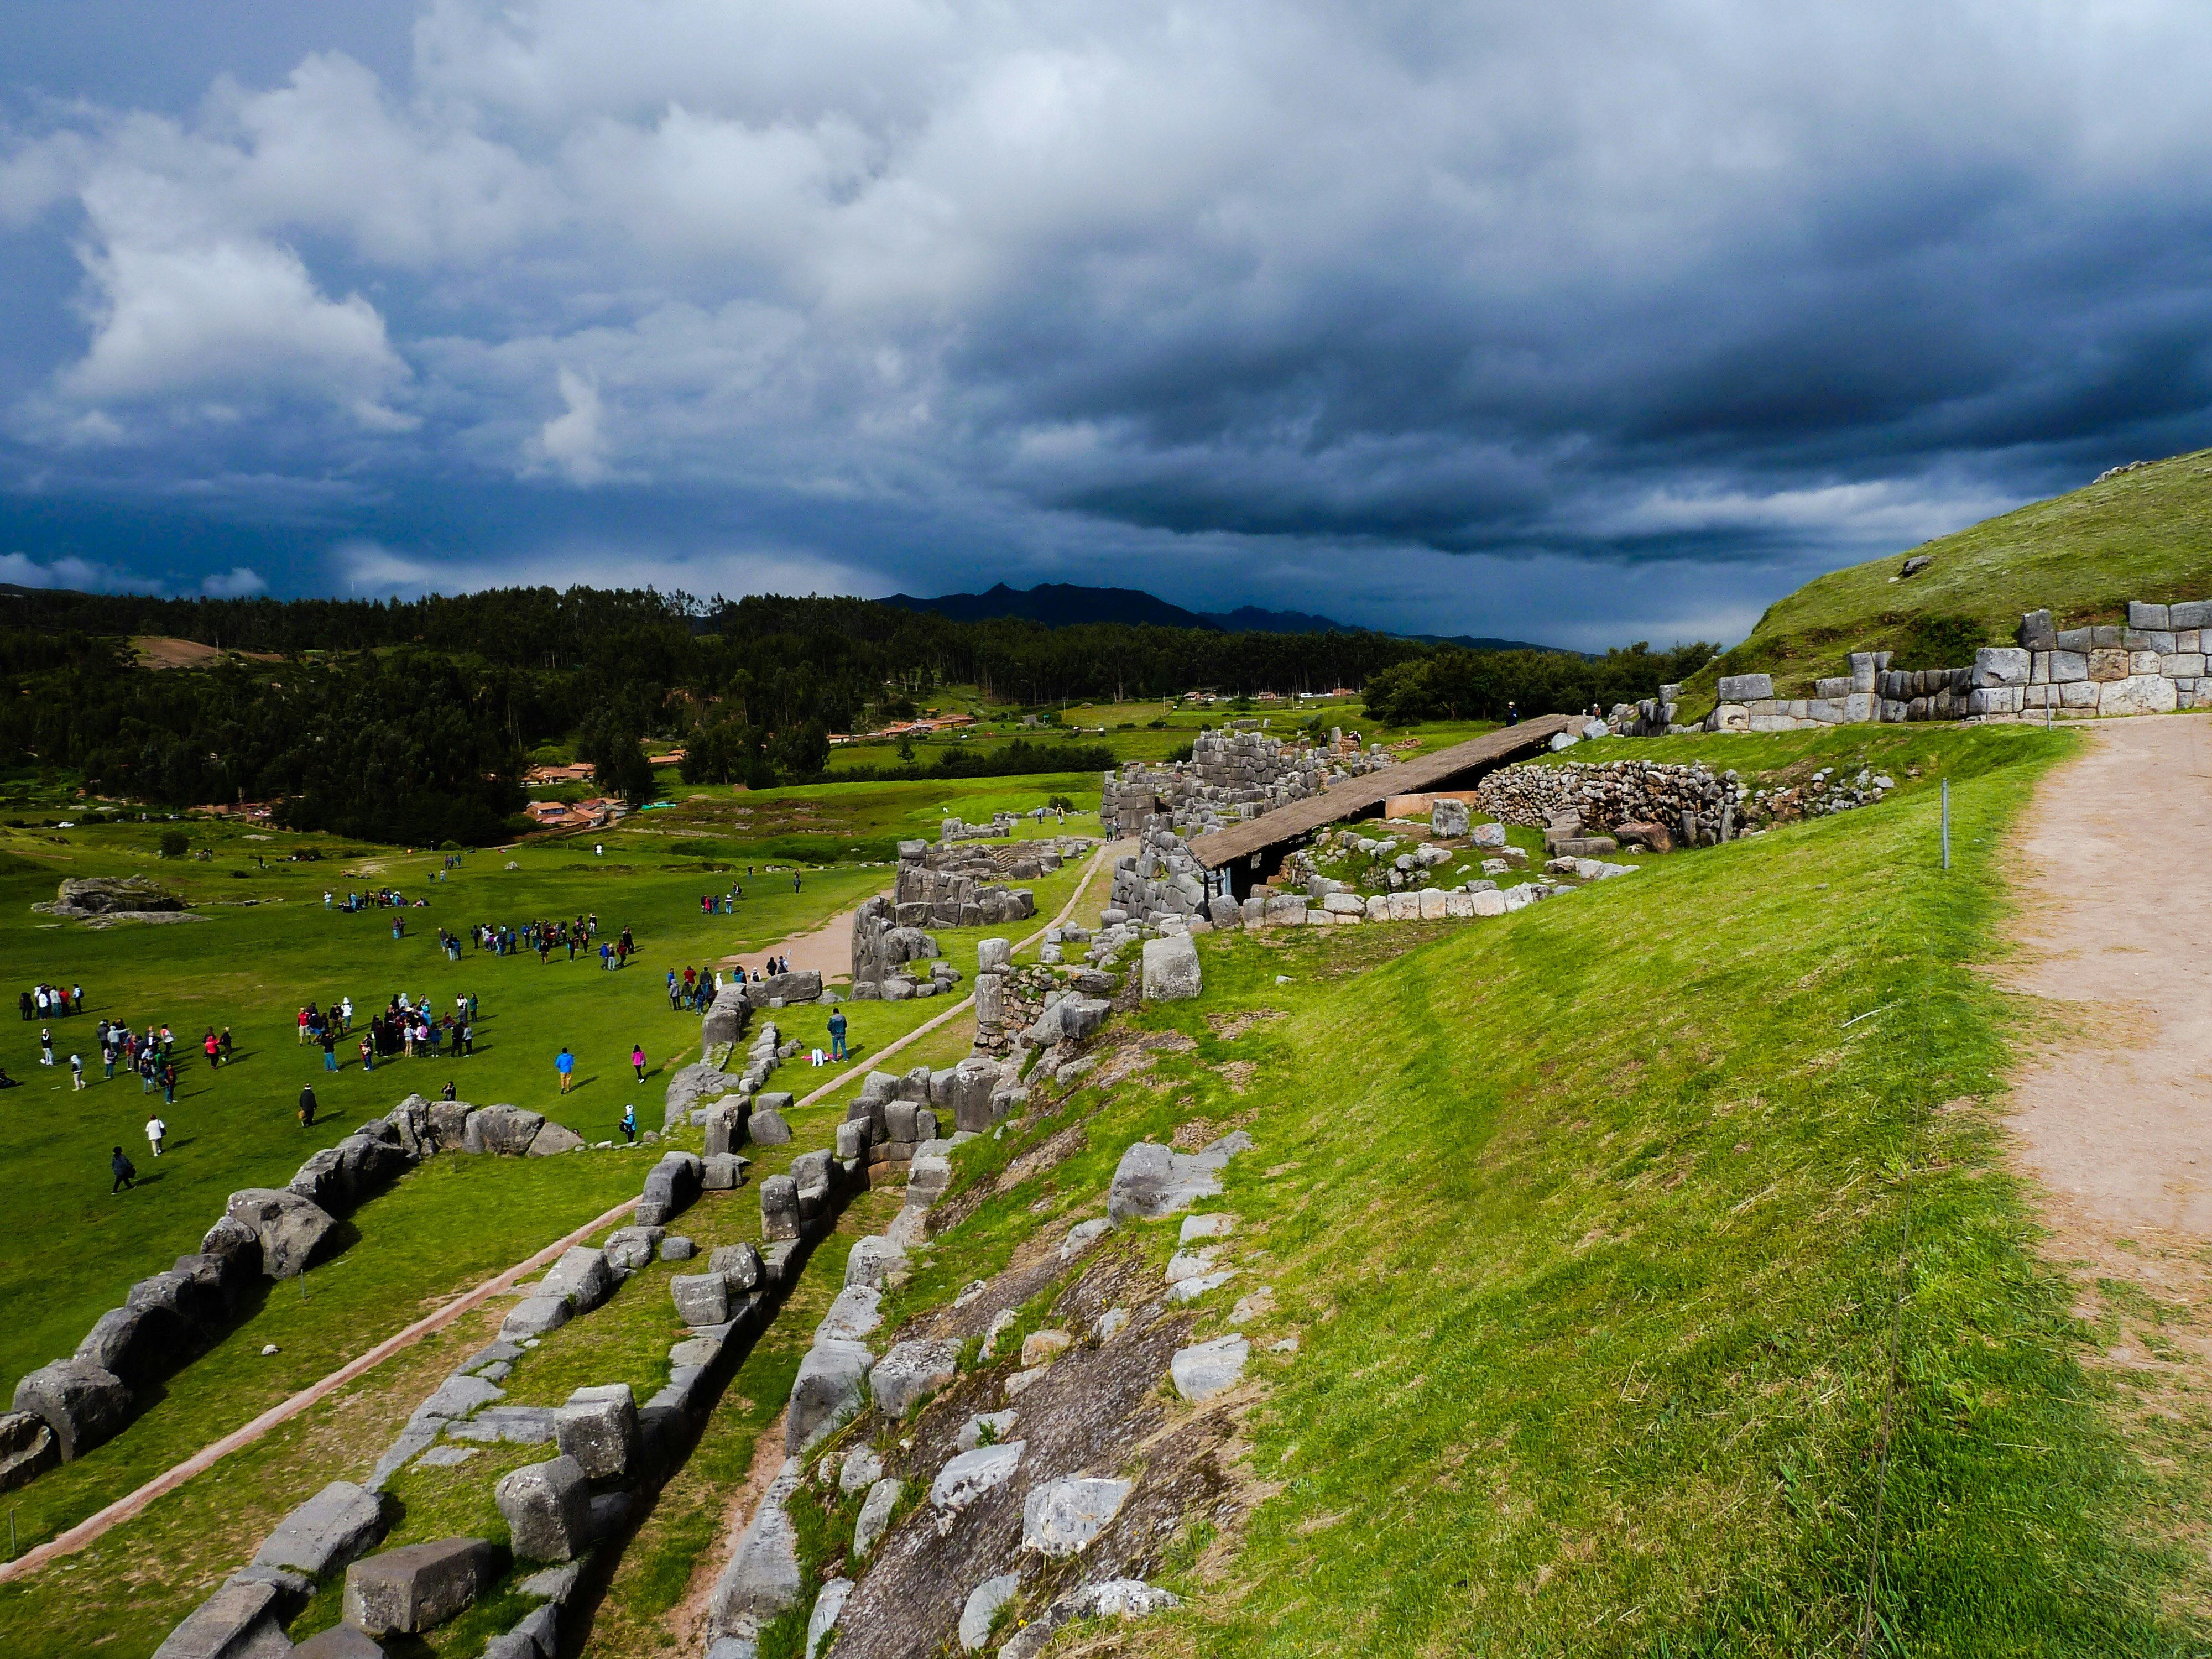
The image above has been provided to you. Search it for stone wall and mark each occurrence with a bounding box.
[1108,820,1215,923]
[1475,758,1746,848]
[1099,727,1391,838]
[889,840,1040,931]
[1659,596,2212,735]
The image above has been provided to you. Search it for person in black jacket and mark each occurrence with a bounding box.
[109,1146,137,1193]
[299,1084,318,1128]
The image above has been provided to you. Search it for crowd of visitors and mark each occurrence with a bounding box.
[298,992,476,1072]
[19,983,85,1020]
[326,887,427,911]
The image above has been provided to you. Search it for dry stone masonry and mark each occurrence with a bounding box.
[1099,726,1391,838]
[1650,595,2212,734]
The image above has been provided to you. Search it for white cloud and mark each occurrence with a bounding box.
[526,366,611,483]
[200,566,268,596]
[60,230,414,426]
[0,550,160,592]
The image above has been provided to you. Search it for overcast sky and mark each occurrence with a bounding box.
[3,1,2208,650]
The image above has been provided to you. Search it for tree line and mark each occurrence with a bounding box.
[0,586,1715,842]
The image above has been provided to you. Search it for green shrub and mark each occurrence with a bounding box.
[158,828,189,858]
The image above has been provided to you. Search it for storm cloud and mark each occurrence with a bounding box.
[4,0,2212,647]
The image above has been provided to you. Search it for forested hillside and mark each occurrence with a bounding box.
[0,586,1713,843]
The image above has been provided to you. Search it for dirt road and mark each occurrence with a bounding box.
[2000,712,2212,1576]
[2004,713,2212,1236]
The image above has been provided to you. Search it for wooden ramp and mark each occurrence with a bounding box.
[1186,713,1578,877]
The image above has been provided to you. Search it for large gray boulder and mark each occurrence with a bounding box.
[343,1536,497,1636]
[129,1267,222,1332]
[12,1359,129,1460]
[703,1100,749,1158]
[385,1094,437,1159]
[226,1188,341,1279]
[1107,1142,1220,1223]
[712,1241,764,1292]
[463,1104,546,1157]
[0,1410,58,1491]
[198,1214,262,1273]
[500,1295,572,1341]
[602,1225,664,1272]
[749,1107,792,1146]
[150,1572,293,1659]
[286,1147,348,1210]
[76,1301,189,1386]
[743,969,823,1008]
[496,1454,591,1562]
[254,1480,387,1577]
[528,1121,586,1157]
[635,1151,703,1227]
[53,875,183,915]
[1023,1476,1133,1556]
[336,1132,413,1196]
[701,998,746,1050]
[708,1457,803,1644]
[929,1442,1025,1515]
[427,1097,478,1149]
[844,1237,907,1291]
[760,1175,800,1241]
[556,1385,638,1480]
[786,1341,873,1452]
[544,1246,616,1313]
[960,1574,1022,1651]
[936,1056,1003,1135]
[999,1580,1178,1659]
[671,1273,731,1327]
[1170,1333,1250,1401]
[869,1338,962,1419]
[1141,933,1203,1002]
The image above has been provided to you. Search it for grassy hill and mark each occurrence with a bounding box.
[1685,448,2212,707]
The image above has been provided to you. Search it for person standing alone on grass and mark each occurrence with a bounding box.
[161,1060,176,1105]
[299,1084,317,1128]
[145,1114,165,1158]
[620,1103,637,1144]
[39,1027,54,1066]
[109,1146,136,1194]
[70,1052,85,1089]
[557,1046,575,1093]
[828,1006,847,1062]
[632,1043,646,1083]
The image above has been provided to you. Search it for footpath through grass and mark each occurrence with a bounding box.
[882,721,2207,1654]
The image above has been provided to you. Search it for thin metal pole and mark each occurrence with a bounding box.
[1941,778,1950,870]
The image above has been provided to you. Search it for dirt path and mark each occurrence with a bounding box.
[717,885,887,982]
[1999,712,2212,1588]
[2003,714,2212,1236]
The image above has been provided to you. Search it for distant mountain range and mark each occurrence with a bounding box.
[878,582,1580,654]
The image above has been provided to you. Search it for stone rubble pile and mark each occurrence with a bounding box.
[942,811,1019,843]
[1477,758,1746,849]
[1746,766,1896,823]
[704,1112,1249,1659]
[1099,726,1391,838]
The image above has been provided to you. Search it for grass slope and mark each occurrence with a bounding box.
[884,722,2205,1654]
[1686,448,2212,705]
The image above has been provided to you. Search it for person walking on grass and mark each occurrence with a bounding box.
[299,1084,317,1128]
[145,1114,166,1158]
[161,1060,176,1105]
[109,1145,137,1194]
[631,1043,647,1083]
[556,1046,575,1094]
[620,1103,637,1144]
[204,1028,221,1069]
[69,1052,85,1089]
[828,1006,848,1062]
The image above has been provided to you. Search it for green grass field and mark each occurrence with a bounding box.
[872,721,2209,1655]
[0,772,1106,1653]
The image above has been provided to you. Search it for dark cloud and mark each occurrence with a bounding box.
[4,0,2212,648]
